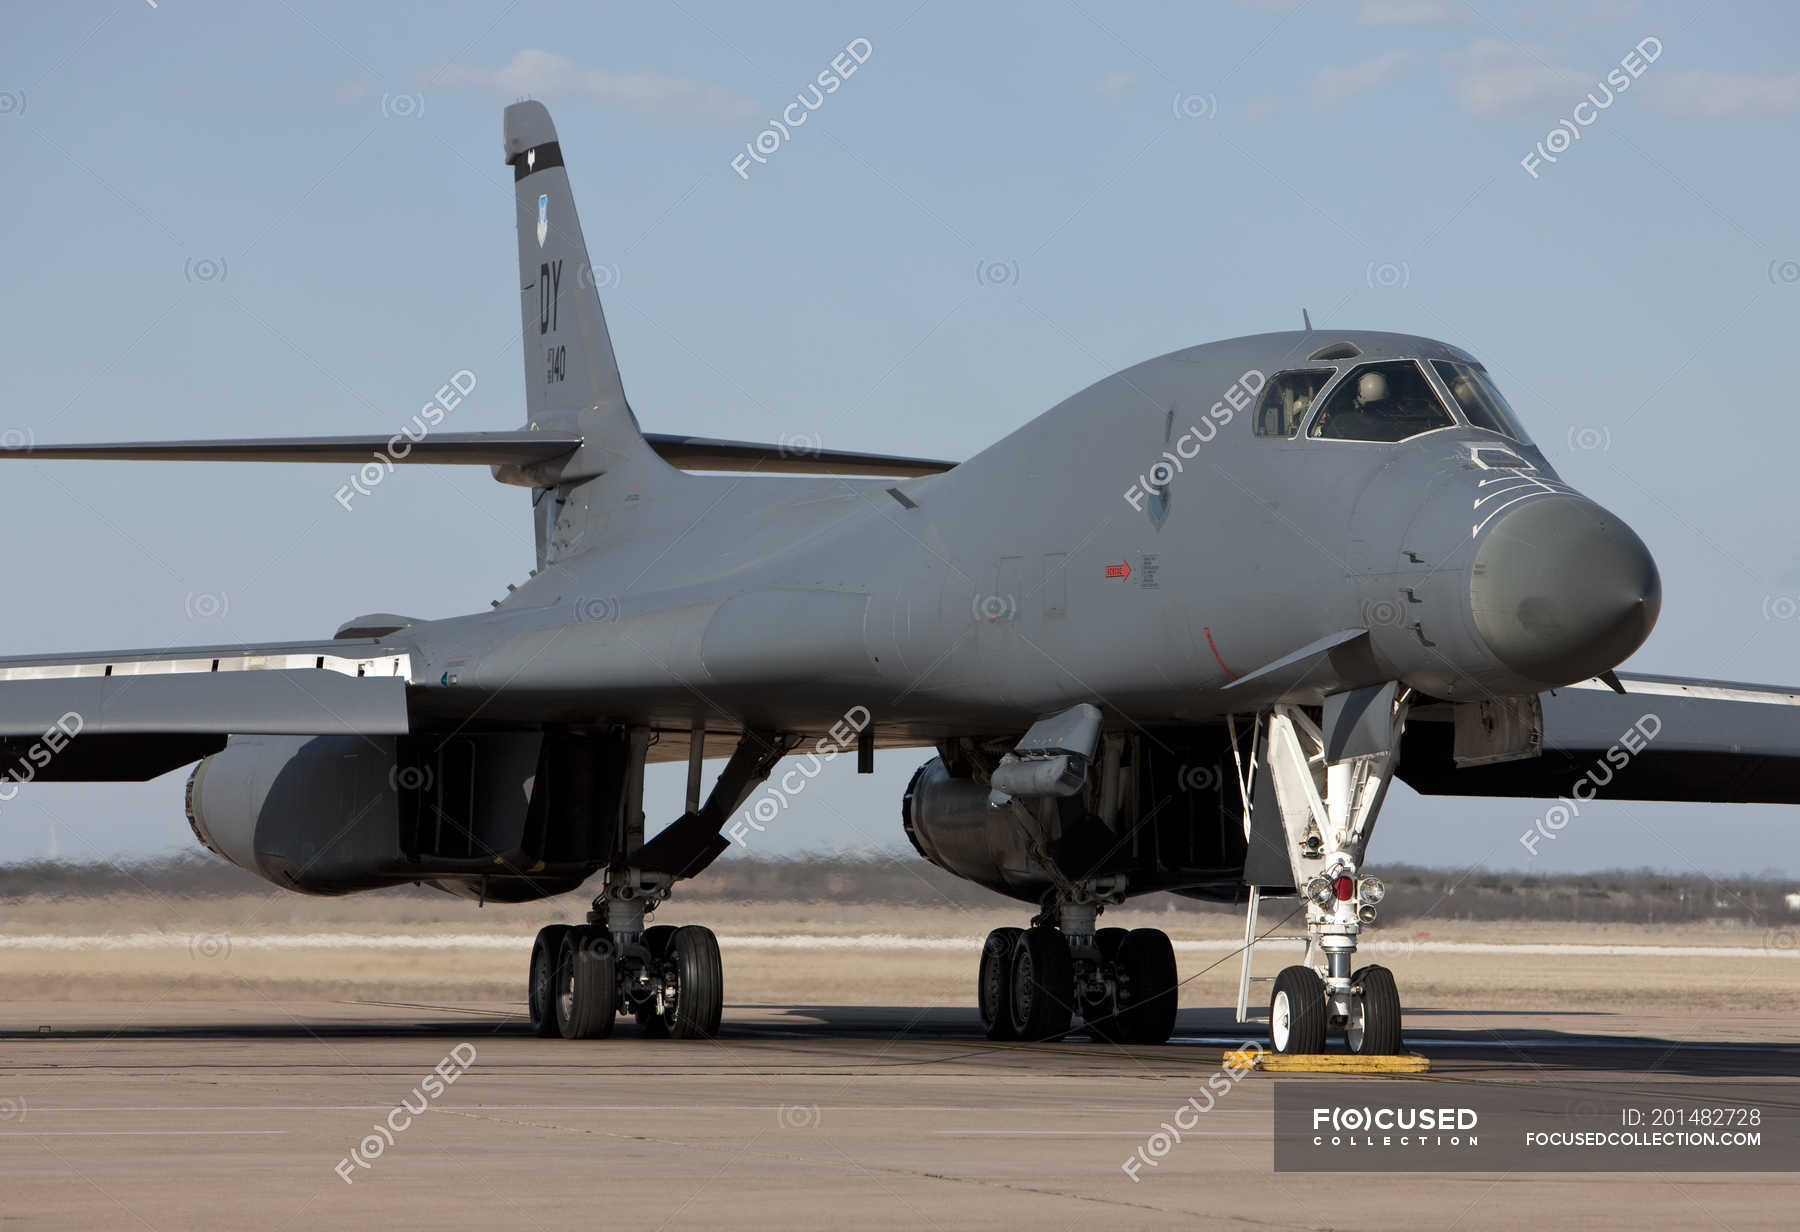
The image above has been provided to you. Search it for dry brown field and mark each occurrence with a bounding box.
[3,889,1792,1017]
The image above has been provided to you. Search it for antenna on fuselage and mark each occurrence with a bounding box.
[1301,308,1312,331]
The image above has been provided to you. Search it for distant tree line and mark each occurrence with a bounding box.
[2,852,1794,927]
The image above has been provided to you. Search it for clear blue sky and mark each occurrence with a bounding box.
[2,1,1798,881]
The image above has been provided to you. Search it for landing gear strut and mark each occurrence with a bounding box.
[524,724,792,1042]
[973,705,1183,1046]
[1236,694,1411,1055]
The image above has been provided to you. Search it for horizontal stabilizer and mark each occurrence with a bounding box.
[0,432,582,467]
[3,432,956,479]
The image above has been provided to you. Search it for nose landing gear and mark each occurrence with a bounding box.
[1235,696,1411,1056]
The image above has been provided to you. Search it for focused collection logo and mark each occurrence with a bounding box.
[1309,1104,1480,1149]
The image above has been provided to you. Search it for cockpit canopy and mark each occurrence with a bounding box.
[1309,360,1452,443]
[1252,355,1531,445]
[1431,360,1529,440]
[1253,369,1333,437]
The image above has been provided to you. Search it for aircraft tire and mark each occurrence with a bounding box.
[528,923,571,1038]
[1345,965,1403,1055]
[557,925,617,1040]
[1115,928,1179,1044]
[665,925,724,1040]
[1008,926,1073,1042]
[978,926,1024,1040]
[1270,965,1327,1054]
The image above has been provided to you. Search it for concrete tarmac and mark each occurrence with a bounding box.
[2,1001,1796,1230]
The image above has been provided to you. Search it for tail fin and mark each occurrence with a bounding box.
[504,102,645,478]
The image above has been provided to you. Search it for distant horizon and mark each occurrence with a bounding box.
[5,847,1794,885]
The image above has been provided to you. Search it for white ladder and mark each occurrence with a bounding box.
[1234,885,1312,1024]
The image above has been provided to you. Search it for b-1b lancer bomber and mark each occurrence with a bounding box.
[7,103,1799,1054]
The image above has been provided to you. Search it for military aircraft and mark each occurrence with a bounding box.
[8,102,1800,1053]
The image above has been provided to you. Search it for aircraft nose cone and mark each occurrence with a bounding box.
[1469,495,1660,687]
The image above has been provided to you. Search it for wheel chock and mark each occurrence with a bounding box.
[1224,1048,1429,1074]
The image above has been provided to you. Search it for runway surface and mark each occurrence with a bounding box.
[2,1000,1796,1231]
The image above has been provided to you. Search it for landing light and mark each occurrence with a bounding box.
[1358,876,1386,905]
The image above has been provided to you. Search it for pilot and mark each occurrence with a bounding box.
[1355,369,1389,408]
[1260,380,1311,436]
[1313,369,1387,437]
[1287,388,1313,433]
[1340,369,1391,436]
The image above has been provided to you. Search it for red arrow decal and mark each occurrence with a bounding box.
[1105,560,1132,580]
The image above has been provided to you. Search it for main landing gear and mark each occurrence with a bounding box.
[978,896,1181,1044]
[525,724,795,1043]
[967,705,1183,1045]
[526,872,727,1041]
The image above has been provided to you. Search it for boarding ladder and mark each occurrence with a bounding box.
[1233,885,1314,1024]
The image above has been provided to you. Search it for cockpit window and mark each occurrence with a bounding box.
[1307,360,1454,443]
[1254,369,1335,438]
[1432,360,1529,441]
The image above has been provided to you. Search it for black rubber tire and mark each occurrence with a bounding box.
[634,924,677,1037]
[528,924,571,1038]
[665,925,724,1040]
[1344,963,1368,1043]
[556,925,617,1040]
[1115,928,1179,1045]
[978,927,1023,1040]
[1008,926,1074,1042]
[1082,927,1130,1043]
[1346,964,1404,1055]
[1269,965,1326,1055]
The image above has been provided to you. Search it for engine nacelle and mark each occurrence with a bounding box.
[901,756,1047,899]
[186,731,621,899]
[902,727,1254,904]
[186,734,416,895]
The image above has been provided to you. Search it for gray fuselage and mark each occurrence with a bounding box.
[398,328,1660,745]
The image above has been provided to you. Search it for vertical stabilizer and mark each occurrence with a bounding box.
[504,101,647,479]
